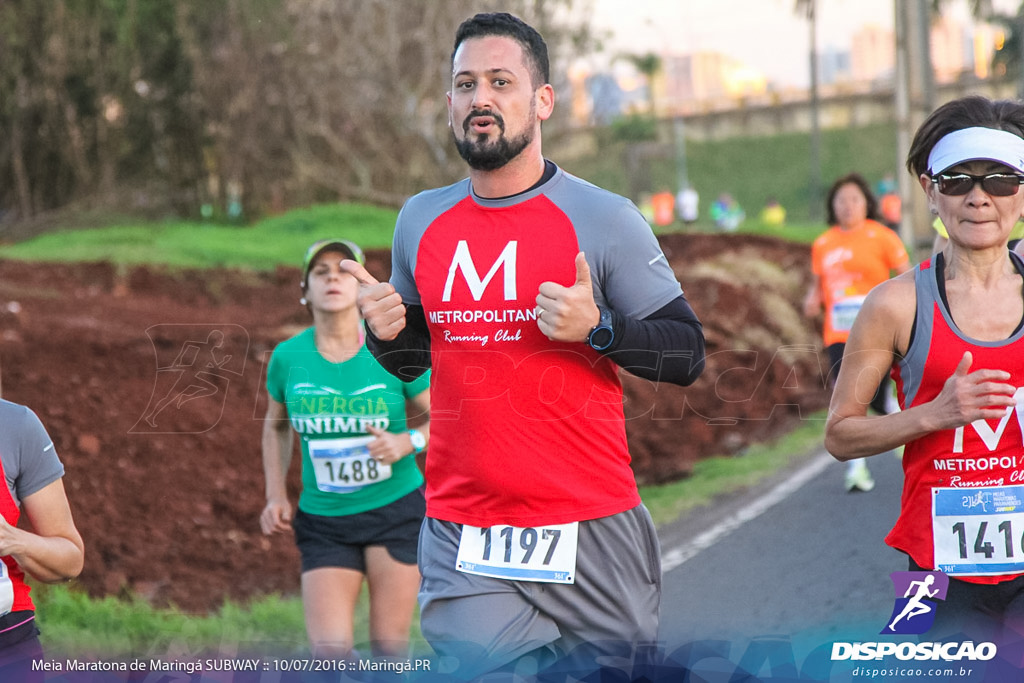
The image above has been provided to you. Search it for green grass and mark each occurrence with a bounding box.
[0,206,820,276]
[0,122,899,270]
[565,121,899,225]
[33,584,430,658]
[0,122,900,270]
[33,588,307,657]
[2,124,863,271]
[0,203,399,270]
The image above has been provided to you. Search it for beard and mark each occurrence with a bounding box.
[453,108,535,171]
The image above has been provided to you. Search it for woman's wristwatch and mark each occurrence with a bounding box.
[408,429,427,454]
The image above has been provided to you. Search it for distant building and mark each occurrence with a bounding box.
[570,11,1005,125]
[931,14,972,82]
[585,72,625,125]
[659,52,767,114]
[848,15,1000,87]
[851,24,895,84]
[818,47,852,86]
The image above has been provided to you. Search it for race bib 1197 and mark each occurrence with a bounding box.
[456,522,579,584]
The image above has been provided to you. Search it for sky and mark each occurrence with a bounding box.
[585,0,1017,88]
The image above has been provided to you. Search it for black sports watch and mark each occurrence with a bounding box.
[586,306,615,351]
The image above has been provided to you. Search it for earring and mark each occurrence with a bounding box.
[299,297,308,306]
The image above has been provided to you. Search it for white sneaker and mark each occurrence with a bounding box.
[845,462,876,493]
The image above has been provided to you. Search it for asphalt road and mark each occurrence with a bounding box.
[657,446,907,651]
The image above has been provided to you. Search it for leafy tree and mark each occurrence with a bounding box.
[0,0,204,228]
[1,0,594,227]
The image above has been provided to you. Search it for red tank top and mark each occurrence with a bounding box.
[0,456,34,612]
[889,255,1024,584]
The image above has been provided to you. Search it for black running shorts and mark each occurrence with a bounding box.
[293,488,425,573]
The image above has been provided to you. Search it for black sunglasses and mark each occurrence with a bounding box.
[931,172,1024,197]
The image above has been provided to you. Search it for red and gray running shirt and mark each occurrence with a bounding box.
[390,165,682,527]
[889,255,1024,584]
[0,401,65,611]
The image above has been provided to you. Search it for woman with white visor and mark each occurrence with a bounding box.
[825,96,1024,641]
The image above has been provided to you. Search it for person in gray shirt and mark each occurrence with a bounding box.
[0,399,84,680]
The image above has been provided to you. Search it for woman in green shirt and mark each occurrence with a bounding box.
[260,239,431,659]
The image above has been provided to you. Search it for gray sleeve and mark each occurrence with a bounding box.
[390,201,422,306]
[390,182,471,305]
[551,177,682,319]
[0,402,65,506]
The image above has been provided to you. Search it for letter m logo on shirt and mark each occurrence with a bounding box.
[442,240,518,302]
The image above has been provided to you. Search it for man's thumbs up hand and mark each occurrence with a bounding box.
[536,252,601,342]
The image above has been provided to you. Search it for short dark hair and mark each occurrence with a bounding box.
[452,12,550,89]
[906,96,1024,177]
[825,172,881,226]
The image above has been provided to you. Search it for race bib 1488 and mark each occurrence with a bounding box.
[308,436,391,494]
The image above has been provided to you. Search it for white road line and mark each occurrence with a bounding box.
[661,451,834,573]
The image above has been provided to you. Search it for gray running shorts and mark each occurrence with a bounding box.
[417,504,661,678]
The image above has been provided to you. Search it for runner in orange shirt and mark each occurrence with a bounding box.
[650,190,676,227]
[804,172,911,492]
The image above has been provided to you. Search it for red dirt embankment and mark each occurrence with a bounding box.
[0,233,829,611]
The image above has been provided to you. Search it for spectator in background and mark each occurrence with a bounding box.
[650,189,675,227]
[803,172,910,493]
[879,189,902,231]
[759,196,786,227]
[676,185,699,224]
[710,192,744,231]
[875,172,897,196]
